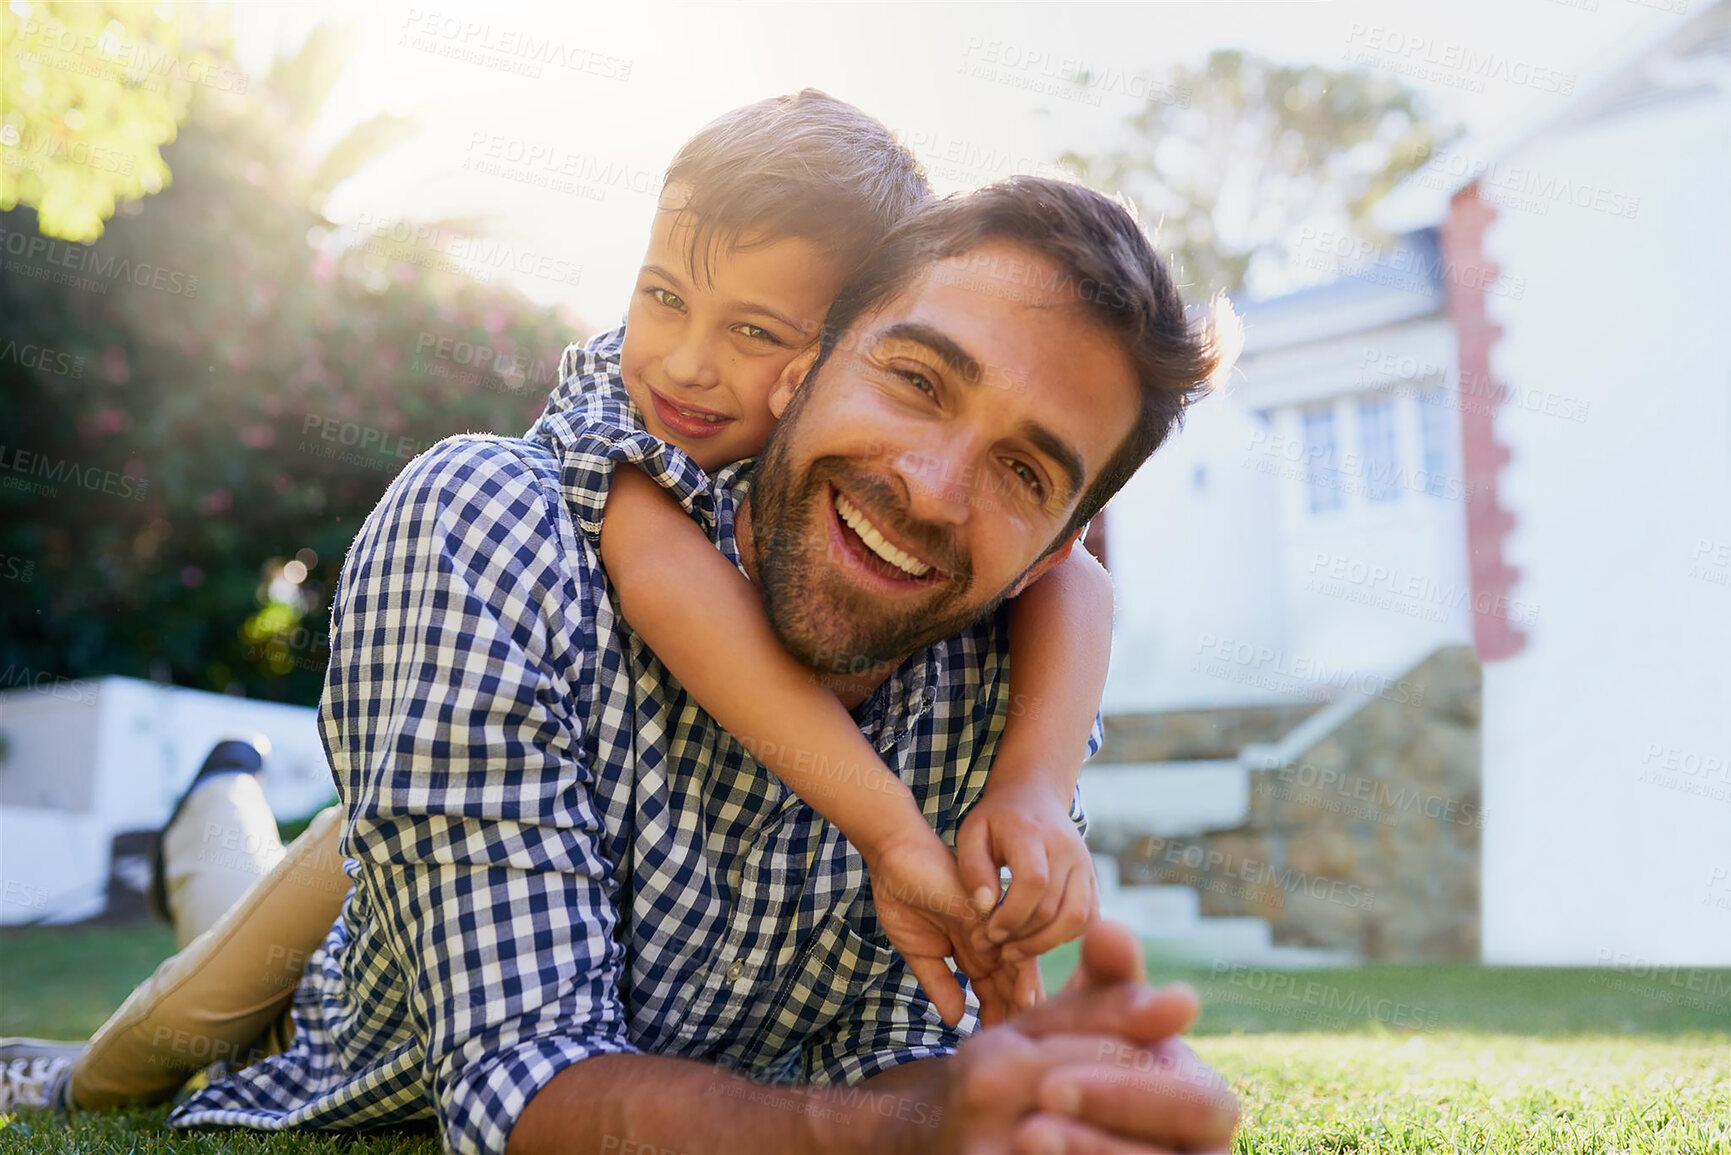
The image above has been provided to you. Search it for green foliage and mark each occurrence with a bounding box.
[1063,50,1458,295]
[0,1,232,242]
[0,21,583,705]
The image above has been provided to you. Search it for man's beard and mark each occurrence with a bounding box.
[748,393,1010,676]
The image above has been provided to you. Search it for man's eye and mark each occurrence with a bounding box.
[1007,459,1045,499]
[648,287,684,310]
[897,369,938,398]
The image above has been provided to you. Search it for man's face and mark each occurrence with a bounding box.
[749,240,1140,672]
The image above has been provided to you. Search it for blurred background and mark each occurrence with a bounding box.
[2,0,1727,979]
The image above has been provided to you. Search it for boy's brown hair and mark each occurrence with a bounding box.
[664,89,931,284]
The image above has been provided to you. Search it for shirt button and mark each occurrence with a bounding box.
[725,961,745,982]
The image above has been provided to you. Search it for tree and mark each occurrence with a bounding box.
[0,1,233,242]
[1,20,582,705]
[1063,51,1457,296]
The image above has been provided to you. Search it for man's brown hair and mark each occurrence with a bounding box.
[665,89,932,284]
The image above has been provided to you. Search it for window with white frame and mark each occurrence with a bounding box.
[1357,395,1400,503]
[1300,403,1342,514]
[1418,387,1454,498]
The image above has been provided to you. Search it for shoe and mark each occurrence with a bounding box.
[0,1039,85,1112]
[147,734,272,924]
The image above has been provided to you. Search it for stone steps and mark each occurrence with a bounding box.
[1093,854,1354,969]
[1078,759,1248,841]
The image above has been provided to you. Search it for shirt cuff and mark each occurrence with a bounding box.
[447,1034,640,1155]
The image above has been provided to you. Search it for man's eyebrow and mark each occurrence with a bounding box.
[879,321,984,386]
[879,321,1087,503]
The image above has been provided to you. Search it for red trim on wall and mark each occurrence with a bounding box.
[1442,186,1527,662]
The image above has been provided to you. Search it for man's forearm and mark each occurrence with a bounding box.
[507,1052,954,1155]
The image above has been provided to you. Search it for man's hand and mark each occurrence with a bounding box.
[861,831,1042,1027]
[929,920,1239,1154]
[957,779,1100,963]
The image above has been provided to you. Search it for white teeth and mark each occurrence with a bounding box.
[834,492,933,578]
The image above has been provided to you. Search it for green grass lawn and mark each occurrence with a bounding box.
[2,925,1727,1153]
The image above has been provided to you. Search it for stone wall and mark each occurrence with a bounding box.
[1101,702,1321,763]
[1113,647,1482,961]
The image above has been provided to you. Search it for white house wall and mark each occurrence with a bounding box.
[1482,91,1731,964]
[1102,389,1288,713]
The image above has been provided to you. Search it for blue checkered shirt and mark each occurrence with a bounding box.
[168,327,1093,1153]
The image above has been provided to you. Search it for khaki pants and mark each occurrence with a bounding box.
[68,778,350,1109]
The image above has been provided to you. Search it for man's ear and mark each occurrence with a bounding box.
[1005,528,1081,599]
[768,345,821,419]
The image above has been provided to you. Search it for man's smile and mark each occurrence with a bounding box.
[825,483,948,592]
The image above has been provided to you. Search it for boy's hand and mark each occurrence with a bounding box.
[860,831,1043,1028]
[958,779,1100,963]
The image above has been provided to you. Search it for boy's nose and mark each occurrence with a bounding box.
[661,332,723,391]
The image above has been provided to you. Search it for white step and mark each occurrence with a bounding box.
[1080,760,1248,837]
[1100,884,1202,931]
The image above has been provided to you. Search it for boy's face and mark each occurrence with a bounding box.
[619,188,846,471]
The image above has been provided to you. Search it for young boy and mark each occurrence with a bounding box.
[529,89,1115,1026]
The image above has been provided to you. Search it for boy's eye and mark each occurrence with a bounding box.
[647,287,684,311]
[736,323,781,345]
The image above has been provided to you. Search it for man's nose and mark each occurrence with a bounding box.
[661,327,722,390]
[892,438,975,529]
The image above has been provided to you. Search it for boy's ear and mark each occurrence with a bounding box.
[769,345,822,419]
[1006,529,1081,599]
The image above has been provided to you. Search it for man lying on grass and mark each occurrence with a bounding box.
[8,99,1240,1155]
